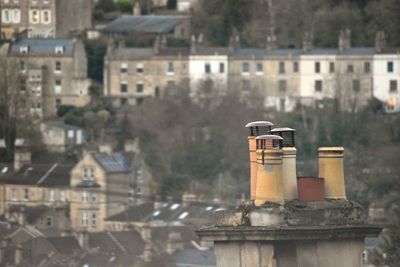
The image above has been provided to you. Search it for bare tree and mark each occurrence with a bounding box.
[0,55,29,161]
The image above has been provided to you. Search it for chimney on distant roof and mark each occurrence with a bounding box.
[14,139,31,171]
[17,206,26,226]
[254,135,284,206]
[166,231,183,254]
[99,144,112,154]
[302,31,314,52]
[160,34,167,50]
[229,28,240,51]
[190,34,197,54]
[14,244,23,266]
[197,33,204,44]
[153,35,160,54]
[338,29,351,52]
[245,121,274,201]
[266,32,277,51]
[318,147,346,199]
[271,127,297,200]
[133,1,141,15]
[78,231,89,250]
[375,31,386,53]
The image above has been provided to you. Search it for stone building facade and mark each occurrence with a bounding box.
[8,38,91,118]
[104,31,400,112]
[0,0,92,39]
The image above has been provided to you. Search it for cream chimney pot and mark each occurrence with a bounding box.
[318,147,346,199]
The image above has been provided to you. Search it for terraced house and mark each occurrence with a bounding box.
[0,0,92,39]
[104,30,400,112]
[7,38,91,118]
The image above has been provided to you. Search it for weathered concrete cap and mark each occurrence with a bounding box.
[271,127,296,132]
[245,121,274,127]
[318,147,344,152]
[256,135,283,140]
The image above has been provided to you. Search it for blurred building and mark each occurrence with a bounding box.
[40,120,84,152]
[7,38,91,118]
[0,0,92,40]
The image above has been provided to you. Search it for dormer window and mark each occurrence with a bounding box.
[82,166,95,180]
[19,45,28,54]
[55,46,64,55]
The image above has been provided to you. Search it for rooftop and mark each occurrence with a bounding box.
[103,15,188,34]
[9,39,74,56]
[92,153,131,173]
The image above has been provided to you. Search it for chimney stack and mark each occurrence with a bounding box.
[245,121,274,201]
[228,28,240,51]
[133,1,141,15]
[375,31,386,53]
[78,231,89,250]
[14,244,23,266]
[318,147,346,199]
[190,34,197,54]
[14,139,31,171]
[254,135,284,206]
[338,29,351,52]
[266,33,277,51]
[271,127,297,200]
[302,31,314,52]
[99,144,112,154]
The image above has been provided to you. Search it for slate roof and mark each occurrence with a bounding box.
[103,15,187,34]
[232,47,376,57]
[47,236,81,255]
[110,47,190,60]
[105,202,154,222]
[174,249,216,267]
[0,163,73,187]
[92,153,131,173]
[9,39,74,56]
[43,120,82,130]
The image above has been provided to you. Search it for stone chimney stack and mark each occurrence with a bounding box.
[254,135,284,206]
[271,127,297,200]
[245,121,274,200]
[228,28,240,51]
[166,231,183,254]
[190,34,197,54]
[133,1,141,15]
[78,231,89,250]
[375,31,386,53]
[160,34,167,50]
[302,31,314,52]
[99,144,112,154]
[338,29,351,52]
[153,35,160,54]
[265,33,277,51]
[18,206,26,226]
[318,147,346,199]
[14,139,31,171]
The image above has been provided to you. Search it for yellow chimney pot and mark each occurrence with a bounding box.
[318,147,346,199]
[281,147,298,200]
[248,136,258,200]
[254,148,284,206]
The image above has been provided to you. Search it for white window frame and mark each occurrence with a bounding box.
[166,62,174,75]
[1,9,11,23]
[11,188,17,201]
[41,9,51,24]
[23,188,29,201]
[29,9,40,24]
[60,190,66,202]
[81,211,88,225]
[12,9,21,23]
[81,191,88,203]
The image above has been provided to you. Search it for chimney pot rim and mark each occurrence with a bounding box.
[255,135,283,140]
[318,147,344,152]
[271,127,295,132]
[245,121,274,128]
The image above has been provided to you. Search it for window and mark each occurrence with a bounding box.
[136,63,143,73]
[293,62,299,73]
[55,61,61,72]
[137,187,142,195]
[12,9,21,23]
[67,130,74,139]
[54,80,61,94]
[242,79,250,91]
[279,62,285,74]
[92,212,97,227]
[280,98,286,112]
[1,9,11,23]
[279,80,287,94]
[81,191,88,203]
[242,62,249,74]
[23,188,29,201]
[11,189,17,201]
[20,79,26,91]
[29,9,40,24]
[315,80,322,92]
[137,97,144,105]
[390,80,398,93]
[48,190,54,202]
[92,193,97,202]
[315,62,320,73]
[329,62,335,73]
[364,62,370,73]
[219,63,225,73]
[136,82,143,93]
[120,98,128,105]
[41,9,51,24]
[120,82,128,93]
[155,86,160,98]
[352,80,360,92]
[388,61,394,73]
[56,98,62,107]
[120,63,127,74]
[167,62,174,74]
[256,63,263,74]
[347,64,354,73]
[20,60,26,72]
[81,211,88,225]
[205,63,211,74]
[60,190,66,202]
[46,217,52,227]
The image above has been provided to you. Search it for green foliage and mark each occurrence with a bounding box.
[57,105,75,117]
[64,112,84,127]
[95,0,116,12]
[116,0,133,12]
